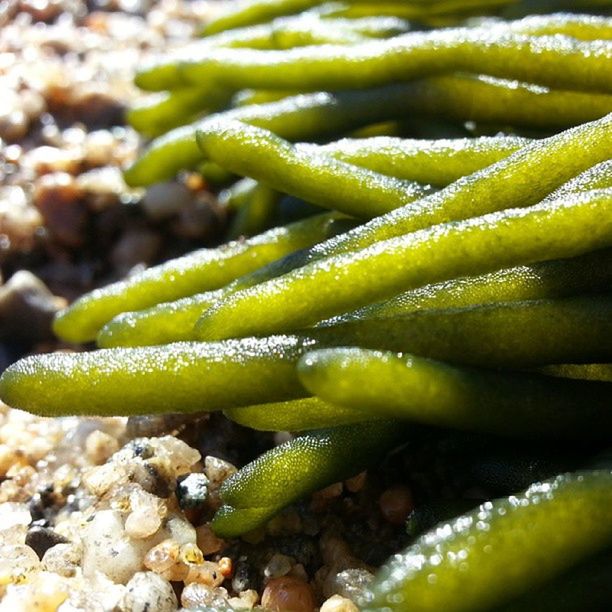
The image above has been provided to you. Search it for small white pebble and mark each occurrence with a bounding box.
[122,571,177,612]
[142,181,192,221]
[320,595,360,612]
[166,514,197,545]
[41,542,82,578]
[153,436,201,476]
[263,553,293,579]
[124,488,165,539]
[181,583,230,609]
[0,571,69,612]
[0,544,41,586]
[228,589,259,610]
[85,430,120,465]
[82,510,164,584]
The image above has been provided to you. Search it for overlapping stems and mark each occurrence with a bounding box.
[2,3,612,610]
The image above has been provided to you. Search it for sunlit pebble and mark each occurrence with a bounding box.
[41,542,82,578]
[144,539,180,574]
[311,482,343,511]
[84,430,119,465]
[180,582,231,610]
[195,524,225,557]
[379,485,414,526]
[0,544,41,585]
[218,557,232,578]
[227,589,259,610]
[184,560,226,587]
[261,576,317,612]
[123,571,178,612]
[0,570,69,612]
[320,594,359,612]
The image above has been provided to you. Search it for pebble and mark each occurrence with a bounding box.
[0,186,43,255]
[122,571,177,612]
[327,569,374,604]
[0,571,69,612]
[84,430,120,465]
[0,271,65,344]
[180,583,231,610]
[41,542,83,578]
[110,228,162,275]
[320,594,360,612]
[25,526,69,560]
[195,525,224,558]
[261,576,316,612]
[33,172,87,248]
[378,485,414,526]
[142,181,193,221]
[227,589,259,610]
[81,509,166,584]
[176,472,209,510]
[0,544,41,586]
[263,553,294,580]
[124,488,165,539]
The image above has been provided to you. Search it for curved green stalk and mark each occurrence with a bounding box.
[196,120,431,218]
[177,30,612,94]
[123,79,612,187]
[332,247,612,323]
[195,190,612,340]
[224,396,376,431]
[212,421,405,537]
[363,469,612,611]
[313,134,529,184]
[54,212,351,343]
[298,348,612,439]
[5,296,612,416]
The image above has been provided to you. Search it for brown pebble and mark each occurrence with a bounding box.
[261,576,316,612]
[379,485,414,526]
[33,172,87,248]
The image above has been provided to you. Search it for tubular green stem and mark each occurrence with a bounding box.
[116,117,612,347]
[4,296,611,417]
[297,348,612,440]
[176,30,612,94]
[486,13,612,40]
[312,134,529,184]
[195,190,612,340]
[97,290,224,348]
[123,77,612,187]
[127,88,233,138]
[97,241,612,349]
[224,182,281,240]
[223,396,377,431]
[137,12,368,92]
[289,112,612,271]
[53,212,352,344]
[201,0,327,36]
[495,547,612,612]
[316,0,515,21]
[317,296,612,369]
[211,421,405,537]
[123,86,417,187]
[196,120,431,218]
[538,363,612,382]
[363,469,612,611]
[263,14,412,48]
[332,248,612,323]
[544,159,612,200]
